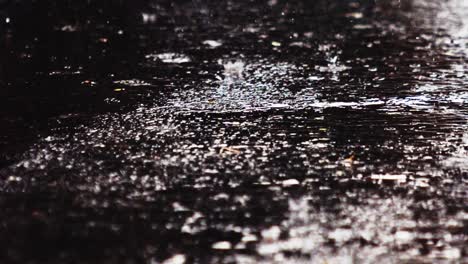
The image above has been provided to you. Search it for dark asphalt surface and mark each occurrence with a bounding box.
[0,0,467,263]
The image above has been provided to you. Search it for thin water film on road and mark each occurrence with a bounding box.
[0,0,467,263]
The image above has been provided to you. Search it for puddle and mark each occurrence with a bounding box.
[0,0,467,263]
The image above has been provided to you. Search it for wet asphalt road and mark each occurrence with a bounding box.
[0,0,467,263]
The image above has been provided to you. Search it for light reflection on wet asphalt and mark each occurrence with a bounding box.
[0,0,467,263]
